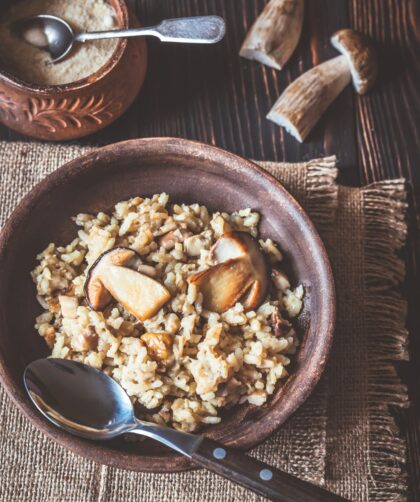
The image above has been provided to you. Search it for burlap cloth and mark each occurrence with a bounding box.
[0,142,409,501]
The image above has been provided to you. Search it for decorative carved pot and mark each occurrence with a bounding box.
[0,0,147,141]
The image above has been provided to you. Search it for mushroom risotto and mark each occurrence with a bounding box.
[32,193,304,432]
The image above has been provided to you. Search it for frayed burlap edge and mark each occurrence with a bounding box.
[302,156,339,230]
[259,155,338,235]
[362,180,409,501]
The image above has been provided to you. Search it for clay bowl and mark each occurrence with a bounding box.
[0,138,335,472]
[0,0,147,141]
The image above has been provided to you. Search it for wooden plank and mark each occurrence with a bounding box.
[0,0,355,167]
[95,0,355,170]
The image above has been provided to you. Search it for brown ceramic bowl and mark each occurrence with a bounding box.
[0,0,147,141]
[0,138,335,472]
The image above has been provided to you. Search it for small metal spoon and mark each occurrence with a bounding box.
[24,358,346,501]
[11,15,226,63]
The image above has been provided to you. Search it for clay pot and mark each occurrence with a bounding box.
[0,0,147,140]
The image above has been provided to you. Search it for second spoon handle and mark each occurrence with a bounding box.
[75,16,225,44]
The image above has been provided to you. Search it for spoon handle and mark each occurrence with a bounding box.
[135,421,347,501]
[191,438,348,502]
[75,16,225,45]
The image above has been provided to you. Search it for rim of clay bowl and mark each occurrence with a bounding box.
[0,138,336,473]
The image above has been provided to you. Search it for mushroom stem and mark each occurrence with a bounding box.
[267,29,378,141]
[240,0,304,70]
[267,55,352,142]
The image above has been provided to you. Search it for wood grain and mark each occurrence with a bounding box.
[0,0,418,497]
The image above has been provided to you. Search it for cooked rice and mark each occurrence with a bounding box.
[31,193,304,432]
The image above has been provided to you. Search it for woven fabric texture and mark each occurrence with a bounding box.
[0,142,409,501]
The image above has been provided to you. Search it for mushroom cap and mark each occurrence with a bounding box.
[330,29,378,95]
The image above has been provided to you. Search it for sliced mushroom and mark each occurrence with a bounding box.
[100,266,171,321]
[271,307,292,337]
[240,0,304,70]
[141,332,173,363]
[71,327,98,352]
[84,246,170,320]
[267,29,378,142]
[242,280,264,310]
[188,259,255,313]
[188,232,268,313]
[212,232,269,310]
[84,247,140,310]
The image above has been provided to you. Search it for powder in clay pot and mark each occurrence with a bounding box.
[0,0,120,86]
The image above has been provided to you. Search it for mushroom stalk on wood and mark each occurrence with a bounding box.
[267,29,378,142]
[240,0,304,70]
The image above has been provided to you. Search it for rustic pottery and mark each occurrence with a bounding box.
[0,138,335,472]
[0,0,147,141]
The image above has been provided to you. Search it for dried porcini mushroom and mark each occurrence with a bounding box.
[240,0,304,70]
[212,232,269,310]
[271,307,292,337]
[84,247,171,321]
[98,267,170,321]
[188,259,255,313]
[267,29,378,142]
[330,29,378,95]
[84,247,139,310]
[71,328,98,352]
[141,332,173,363]
[188,231,268,313]
[216,377,242,397]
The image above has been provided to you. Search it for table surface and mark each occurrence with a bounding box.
[0,0,419,498]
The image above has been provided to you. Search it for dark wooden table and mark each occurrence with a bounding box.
[1,0,418,498]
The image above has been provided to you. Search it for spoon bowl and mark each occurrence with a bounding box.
[12,15,75,62]
[24,358,136,439]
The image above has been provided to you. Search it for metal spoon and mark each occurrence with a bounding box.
[24,358,346,501]
[11,15,226,63]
